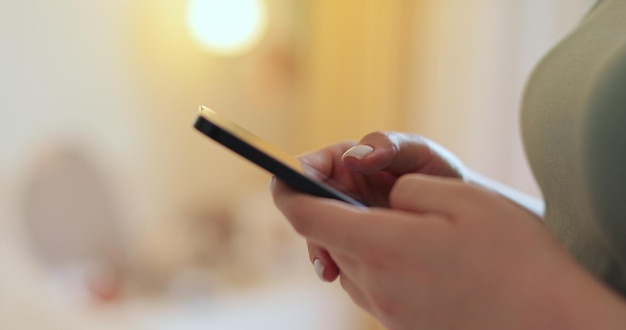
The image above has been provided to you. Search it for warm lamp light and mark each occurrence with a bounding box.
[186,0,268,56]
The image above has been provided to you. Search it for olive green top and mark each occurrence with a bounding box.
[522,0,626,295]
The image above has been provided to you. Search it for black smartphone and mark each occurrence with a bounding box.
[193,105,367,207]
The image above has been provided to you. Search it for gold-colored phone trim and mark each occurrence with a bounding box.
[197,105,303,172]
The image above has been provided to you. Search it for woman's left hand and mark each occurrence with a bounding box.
[272,174,626,330]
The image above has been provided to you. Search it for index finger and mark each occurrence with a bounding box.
[343,131,462,177]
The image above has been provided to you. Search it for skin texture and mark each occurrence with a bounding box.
[271,131,626,330]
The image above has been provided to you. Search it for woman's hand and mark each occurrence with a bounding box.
[272,174,626,330]
[291,131,467,281]
[299,131,466,208]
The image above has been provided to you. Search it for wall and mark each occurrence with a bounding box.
[407,0,598,196]
[298,0,415,150]
[0,0,364,329]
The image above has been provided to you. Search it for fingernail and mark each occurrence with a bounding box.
[342,145,374,161]
[313,259,325,281]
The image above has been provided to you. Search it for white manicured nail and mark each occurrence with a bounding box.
[313,259,325,281]
[342,145,374,161]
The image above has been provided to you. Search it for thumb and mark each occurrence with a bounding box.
[341,131,462,177]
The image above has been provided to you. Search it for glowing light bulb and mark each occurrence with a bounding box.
[186,0,268,56]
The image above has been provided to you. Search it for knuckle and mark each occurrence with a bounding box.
[458,183,491,203]
[288,215,311,237]
[362,131,396,150]
[362,130,391,141]
[280,201,312,236]
[389,175,421,208]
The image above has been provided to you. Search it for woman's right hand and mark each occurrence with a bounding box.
[283,131,468,281]
[314,131,467,207]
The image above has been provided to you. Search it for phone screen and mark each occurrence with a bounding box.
[193,106,367,206]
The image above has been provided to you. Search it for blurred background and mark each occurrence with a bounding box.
[0,0,596,329]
